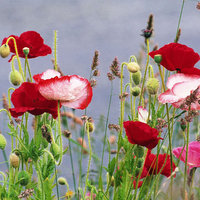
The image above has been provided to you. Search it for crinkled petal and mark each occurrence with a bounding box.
[38,75,93,110]
[158,89,181,104]
[138,106,149,123]
[33,69,61,83]
[172,79,200,98]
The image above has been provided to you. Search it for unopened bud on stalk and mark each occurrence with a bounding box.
[23,47,30,56]
[18,170,29,186]
[127,62,140,73]
[0,44,10,58]
[85,122,95,133]
[50,143,60,160]
[146,78,160,95]
[0,133,7,150]
[10,153,20,168]
[133,145,144,158]
[154,54,162,64]
[132,70,142,85]
[58,177,67,185]
[9,70,23,86]
[131,86,141,97]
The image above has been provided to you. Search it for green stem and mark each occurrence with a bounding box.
[183,109,190,200]
[6,37,25,81]
[174,0,185,43]
[139,38,150,107]
[99,80,113,180]
[34,161,45,200]
[54,30,58,71]
[84,122,92,196]
[25,56,33,82]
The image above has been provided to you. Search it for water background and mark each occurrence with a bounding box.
[0,0,200,197]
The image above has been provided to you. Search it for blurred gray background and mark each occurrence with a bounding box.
[0,0,200,197]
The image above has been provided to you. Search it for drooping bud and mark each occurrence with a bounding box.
[50,143,60,160]
[127,62,140,73]
[154,54,162,64]
[9,70,23,86]
[0,133,7,150]
[136,158,144,169]
[10,153,20,168]
[85,122,95,133]
[146,78,160,95]
[0,44,10,58]
[58,177,67,185]
[23,47,30,57]
[132,70,142,85]
[18,170,29,186]
[131,86,141,97]
[133,145,144,158]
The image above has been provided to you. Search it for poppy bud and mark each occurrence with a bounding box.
[181,124,186,131]
[146,78,160,95]
[10,153,20,168]
[127,62,140,73]
[133,145,144,158]
[132,70,142,85]
[0,133,7,150]
[50,143,60,160]
[131,86,141,97]
[154,54,162,64]
[23,47,30,56]
[18,170,29,186]
[58,177,67,185]
[136,158,144,169]
[0,44,10,58]
[9,70,23,86]
[85,122,95,133]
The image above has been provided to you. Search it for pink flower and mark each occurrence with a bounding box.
[33,69,93,110]
[158,73,200,110]
[173,141,200,169]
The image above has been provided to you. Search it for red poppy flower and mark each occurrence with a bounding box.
[9,82,58,119]
[149,43,200,75]
[123,121,162,149]
[34,69,93,110]
[140,149,176,178]
[2,31,52,61]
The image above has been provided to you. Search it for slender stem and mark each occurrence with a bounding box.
[174,0,185,43]
[139,38,150,106]
[6,37,25,81]
[183,109,190,200]
[8,87,15,108]
[100,80,113,178]
[25,56,33,82]
[54,30,58,71]
[34,161,45,200]
[84,122,92,196]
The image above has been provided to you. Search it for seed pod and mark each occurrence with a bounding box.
[154,54,162,64]
[0,44,10,58]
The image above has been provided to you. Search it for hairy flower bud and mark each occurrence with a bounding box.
[10,153,20,168]
[9,70,23,86]
[85,122,95,133]
[18,170,29,186]
[50,143,60,160]
[0,133,7,150]
[146,78,160,95]
[131,86,141,97]
[133,145,144,158]
[0,44,10,58]
[132,70,142,85]
[127,62,140,73]
[58,177,67,185]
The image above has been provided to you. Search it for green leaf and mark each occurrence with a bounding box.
[108,157,115,177]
